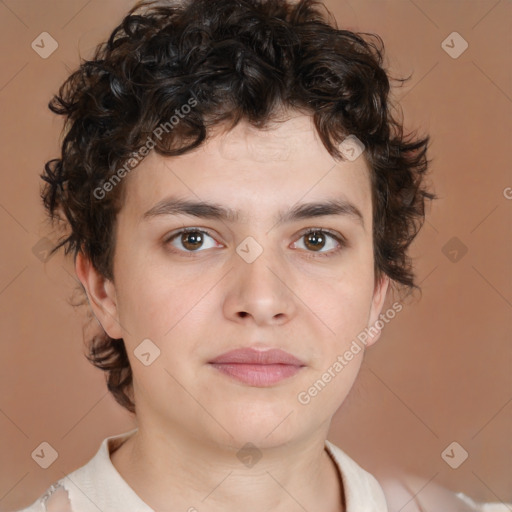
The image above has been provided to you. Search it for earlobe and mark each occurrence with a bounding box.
[365,275,390,347]
[75,252,124,339]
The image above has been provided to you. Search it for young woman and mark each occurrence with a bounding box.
[18,0,502,510]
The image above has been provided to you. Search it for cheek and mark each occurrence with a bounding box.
[302,260,374,328]
[326,284,373,331]
[296,265,375,371]
[113,254,204,341]
[305,288,372,371]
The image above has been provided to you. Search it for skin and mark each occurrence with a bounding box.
[76,113,389,512]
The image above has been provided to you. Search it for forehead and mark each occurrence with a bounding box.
[120,114,372,225]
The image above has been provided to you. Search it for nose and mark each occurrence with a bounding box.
[222,246,297,327]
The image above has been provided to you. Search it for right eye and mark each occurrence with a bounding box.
[165,228,223,253]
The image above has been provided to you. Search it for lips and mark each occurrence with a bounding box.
[208,348,305,387]
[209,348,305,366]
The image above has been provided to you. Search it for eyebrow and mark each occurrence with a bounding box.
[142,197,365,228]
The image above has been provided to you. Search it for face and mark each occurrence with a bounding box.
[78,113,389,450]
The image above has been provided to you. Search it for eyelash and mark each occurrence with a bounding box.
[293,227,347,258]
[164,227,347,258]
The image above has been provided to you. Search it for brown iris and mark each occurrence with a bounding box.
[181,231,204,250]
[304,230,326,251]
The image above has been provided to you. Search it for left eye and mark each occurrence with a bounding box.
[167,229,220,252]
[292,229,342,253]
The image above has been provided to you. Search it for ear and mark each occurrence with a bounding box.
[364,275,390,348]
[75,252,124,339]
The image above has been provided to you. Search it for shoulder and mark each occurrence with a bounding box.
[10,483,71,512]
[379,472,512,512]
[11,430,136,512]
[324,441,511,512]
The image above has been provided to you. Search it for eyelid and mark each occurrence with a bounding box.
[295,226,347,245]
[164,226,214,240]
[298,225,345,237]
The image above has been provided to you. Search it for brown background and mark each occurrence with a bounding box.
[0,0,510,510]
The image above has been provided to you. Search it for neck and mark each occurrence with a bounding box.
[110,425,345,512]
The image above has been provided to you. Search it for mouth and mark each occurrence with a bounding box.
[208,348,306,387]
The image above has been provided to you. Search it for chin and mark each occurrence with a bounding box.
[213,401,309,449]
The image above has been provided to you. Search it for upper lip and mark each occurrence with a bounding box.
[209,348,305,366]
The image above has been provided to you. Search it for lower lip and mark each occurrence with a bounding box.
[209,363,303,386]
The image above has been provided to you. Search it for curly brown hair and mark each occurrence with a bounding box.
[42,0,435,414]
